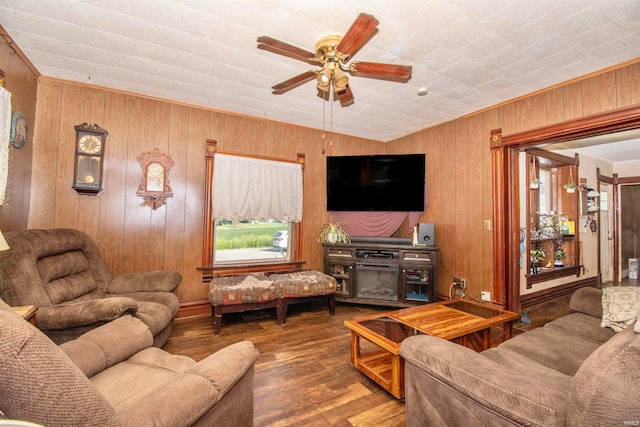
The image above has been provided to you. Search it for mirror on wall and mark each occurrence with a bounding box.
[525,148,580,287]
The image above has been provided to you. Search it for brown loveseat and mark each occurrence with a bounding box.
[400,287,640,426]
[0,228,181,346]
[0,297,259,426]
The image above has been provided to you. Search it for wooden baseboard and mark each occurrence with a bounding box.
[520,276,600,309]
[176,299,211,318]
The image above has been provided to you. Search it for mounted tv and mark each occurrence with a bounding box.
[327,154,425,211]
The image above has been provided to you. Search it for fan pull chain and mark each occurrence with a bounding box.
[321,89,327,154]
[330,84,334,147]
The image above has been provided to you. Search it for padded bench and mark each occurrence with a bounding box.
[208,269,337,334]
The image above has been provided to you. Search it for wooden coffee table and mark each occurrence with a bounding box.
[344,298,520,398]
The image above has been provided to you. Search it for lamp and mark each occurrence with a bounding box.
[0,230,9,251]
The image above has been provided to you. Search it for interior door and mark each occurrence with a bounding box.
[599,183,614,284]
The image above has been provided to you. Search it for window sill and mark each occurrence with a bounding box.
[526,265,580,287]
[199,260,306,280]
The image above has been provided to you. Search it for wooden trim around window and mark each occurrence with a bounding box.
[201,140,305,274]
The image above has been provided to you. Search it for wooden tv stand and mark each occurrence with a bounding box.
[323,241,438,308]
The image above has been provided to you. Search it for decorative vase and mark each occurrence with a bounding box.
[554,260,564,267]
[531,262,539,275]
[327,233,338,244]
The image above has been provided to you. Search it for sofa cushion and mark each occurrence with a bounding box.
[566,325,640,426]
[569,286,603,318]
[91,347,201,407]
[110,292,179,336]
[544,312,615,345]
[39,251,99,303]
[268,270,336,297]
[60,315,154,378]
[497,327,601,376]
[601,286,640,333]
[481,346,574,388]
[209,273,279,306]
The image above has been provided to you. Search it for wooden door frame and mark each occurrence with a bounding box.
[491,105,640,312]
[598,173,640,282]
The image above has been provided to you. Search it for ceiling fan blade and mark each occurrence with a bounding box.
[271,70,317,94]
[257,36,317,64]
[338,85,354,107]
[350,61,412,80]
[337,13,379,58]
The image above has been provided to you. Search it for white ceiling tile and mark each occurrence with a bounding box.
[481,0,546,36]
[575,18,637,47]
[1,0,639,146]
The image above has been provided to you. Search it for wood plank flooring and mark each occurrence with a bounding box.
[162,296,573,427]
[163,301,406,427]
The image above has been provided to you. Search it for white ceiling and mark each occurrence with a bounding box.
[549,129,640,164]
[1,0,640,146]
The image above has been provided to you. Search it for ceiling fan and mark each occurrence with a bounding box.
[257,13,412,107]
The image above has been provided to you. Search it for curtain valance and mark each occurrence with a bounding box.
[211,153,303,222]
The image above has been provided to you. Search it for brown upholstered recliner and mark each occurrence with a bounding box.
[0,298,259,426]
[0,228,181,346]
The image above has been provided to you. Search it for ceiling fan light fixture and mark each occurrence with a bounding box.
[259,13,412,107]
[333,68,349,91]
[316,68,331,91]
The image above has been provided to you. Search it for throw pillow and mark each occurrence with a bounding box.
[601,286,640,333]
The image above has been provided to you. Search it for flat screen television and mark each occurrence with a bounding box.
[326,154,425,211]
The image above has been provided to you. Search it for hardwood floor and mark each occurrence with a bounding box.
[163,301,406,427]
[163,296,576,426]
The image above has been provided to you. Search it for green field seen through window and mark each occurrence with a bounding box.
[215,221,287,249]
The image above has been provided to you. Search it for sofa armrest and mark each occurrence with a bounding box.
[400,335,569,426]
[108,271,182,294]
[569,286,603,318]
[187,340,260,396]
[60,315,153,377]
[115,341,259,427]
[36,297,138,330]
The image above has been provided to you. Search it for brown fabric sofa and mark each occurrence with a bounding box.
[0,228,181,346]
[400,287,640,426]
[0,297,259,426]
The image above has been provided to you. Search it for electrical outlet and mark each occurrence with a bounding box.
[454,277,467,289]
[481,291,491,302]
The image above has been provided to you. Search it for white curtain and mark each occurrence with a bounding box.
[212,153,303,222]
[0,88,11,205]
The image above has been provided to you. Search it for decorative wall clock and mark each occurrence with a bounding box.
[136,148,174,209]
[72,123,108,195]
[10,111,27,149]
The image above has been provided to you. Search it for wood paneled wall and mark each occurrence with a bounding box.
[29,78,383,302]
[0,31,38,232]
[386,60,640,300]
[23,59,640,305]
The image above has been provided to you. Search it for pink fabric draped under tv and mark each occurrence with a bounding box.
[329,183,428,237]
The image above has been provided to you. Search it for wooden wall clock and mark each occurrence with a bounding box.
[72,123,108,195]
[136,148,174,209]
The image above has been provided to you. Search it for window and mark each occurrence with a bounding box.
[203,141,305,268]
[214,219,292,263]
